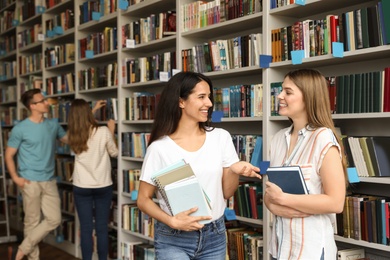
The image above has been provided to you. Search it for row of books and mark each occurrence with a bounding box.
[232,134,262,164]
[0,61,17,79]
[55,157,74,183]
[78,27,118,59]
[0,106,16,126]
[90,98,118,121]
[59,188,75,214]
[18,0,42,21]
[270,0,296,9]
[343,136,390,178]
[226,226,263,260]
[78,62,118,90]
[271,1,390,62]
[78,0,116,25]
[181,0,262,32]
[214,84,263,118]
[122,169,141,194]
[181,33,263,73]
[0,10,17,33]
[121,52,176,84]
[17,23,42,48]
[0,33,16,53]
[337,195,390,245]
[19,75,42,97]
[44,43,75,68]
[121,11,176,46]
[19,53,43,76]
[45,98,71,123]
[121,132,150,159]
[120,241,155,260]
[232,182,263,220]
[46,72,75,95]
[51,216,75,243]
[45,8,74,35]
[327,70,390,114]
[122,204,154,238]
[122,93,159,121]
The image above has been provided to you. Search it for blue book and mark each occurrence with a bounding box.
[164,176,212,224]
[266,166,309,194]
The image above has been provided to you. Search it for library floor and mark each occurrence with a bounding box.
[0,228,79,260]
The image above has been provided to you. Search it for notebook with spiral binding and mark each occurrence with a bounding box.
[151,160,211,220]
[151,160,193,214]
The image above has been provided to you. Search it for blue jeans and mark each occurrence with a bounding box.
[73,185,113,260]
[154,215,226,260]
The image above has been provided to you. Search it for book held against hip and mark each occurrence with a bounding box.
[266,166,309,194]
[151,160,212,223]
[165,175,212,224]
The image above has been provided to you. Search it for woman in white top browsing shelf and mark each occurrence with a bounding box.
[264,69,347,260]
[67,99,118,260]
[137,71,260,259]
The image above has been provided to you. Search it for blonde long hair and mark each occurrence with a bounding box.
[285,69,348,186]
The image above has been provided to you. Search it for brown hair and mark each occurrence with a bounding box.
[285,69,348,186]
[21,89,41,111]
[67,99,99,154]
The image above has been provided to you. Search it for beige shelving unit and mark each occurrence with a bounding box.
[1,0,390,259]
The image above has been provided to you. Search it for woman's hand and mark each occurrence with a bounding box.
[230,161,261,179]
[169,207,212,231]
[92,100,107,114]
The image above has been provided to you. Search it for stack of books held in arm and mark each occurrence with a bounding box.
[151,159,212,224]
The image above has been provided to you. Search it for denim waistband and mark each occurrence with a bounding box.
[201,215,224,231]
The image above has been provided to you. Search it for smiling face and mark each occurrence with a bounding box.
[179,80,213,123]
[277,76,306,121]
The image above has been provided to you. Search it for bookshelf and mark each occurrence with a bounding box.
[1,0,390,259]
[264,0,390,259]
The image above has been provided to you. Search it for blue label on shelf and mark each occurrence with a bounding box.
[259,54,273,68]
[53,26,64,35]
[224,208,237,221]
[85,50,94,59]
[211,111,223,122]
[332,42,344,58]
[92,12,101,21]
[36,6,46,14]
[12,19,19,26]
[0,50,5,55]
[291,50,305,65]
[119,0,129,10]
[46,30,55,38]
[295,0,306,5]
[347,167,360,183]
[56,234,64,243]
[131,190,138,200]
[259,161,270,175]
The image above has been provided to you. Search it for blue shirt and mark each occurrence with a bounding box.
[7,118,66,181]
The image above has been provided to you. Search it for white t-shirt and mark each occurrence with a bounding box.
[269,125,341,260]
[140,127,239,221]
[72,126,118,188]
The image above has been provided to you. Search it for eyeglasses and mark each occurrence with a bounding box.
[31,98,47,105]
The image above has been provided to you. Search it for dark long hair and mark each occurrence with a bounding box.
[148,72,214,146]
[67,99,99,154]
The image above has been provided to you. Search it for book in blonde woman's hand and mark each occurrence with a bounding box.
[266,166,309,194]
[164,176,212,224]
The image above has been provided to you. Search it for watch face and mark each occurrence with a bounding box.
[168,14,176,31]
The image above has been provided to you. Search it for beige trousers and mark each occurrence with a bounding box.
[19,180,61,260]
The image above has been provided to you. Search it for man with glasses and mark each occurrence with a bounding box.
[5,89,68,260]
